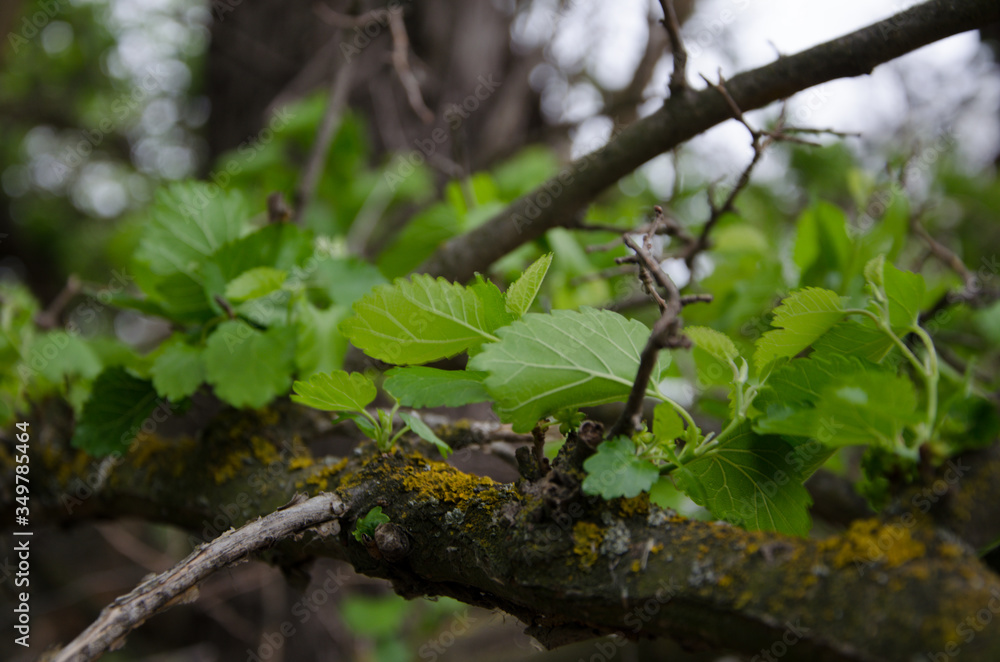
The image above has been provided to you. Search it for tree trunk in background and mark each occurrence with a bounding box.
[205,0,545,172]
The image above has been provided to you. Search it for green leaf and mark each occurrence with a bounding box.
[291,370,377,412]
[204,321,296,408]
[224,266,287,302]
[582,437,660,499]
[353,506,391,541]
[137,182,248,276]
[340,594,410,637]
[792,201,852,290]
[753,356,919,448]
[753,287,846,371]
[684,326,739,362]
[202,224,314,301]
[30,331,102,383]
[883,261,926,330]
[149,337,204,401]
[383,367,490,408]
[341,274,499,365]
[810,317,895,363]
[505,253,553,316]
[399,410,453,458]
[151,272,218,323]
[686,325,740,385]
[672,425,812,535]
[470,274,517,333]
[653,402,685,442]
[312,256,387,307]
[71,367,160,457]
[469,307,670,433]
[294,301,351,379]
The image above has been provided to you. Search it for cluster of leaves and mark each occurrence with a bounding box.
[290,241,994,536]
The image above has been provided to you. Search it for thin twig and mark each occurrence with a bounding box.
[52,493,345,662]
[292,61,355,224]
[658,0,689,96]
[387,10,433,124]
[34,275,81,330]
[607,234,697,439]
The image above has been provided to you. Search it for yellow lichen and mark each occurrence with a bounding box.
[573,521,603,568]
[288,456,314,471]
[617,494,650,518]
[819,518,926,569]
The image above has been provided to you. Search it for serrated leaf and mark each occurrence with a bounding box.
[810,317,895,363]
[686,326,739,385]
[399,410,452,458]
[383,367,490,408]
[204,321,295,408]
[753,288,845,371]
[653,402,684,442]
[672,425,812,535]
[150,337,204,401]
[291,370,377,412]
[754,356,919,448]
[469,307,670,433]
[470,275,517,333]
[71,367,159,456]
[295,301,351,379]
[469,308,670,432]
[582,437,660,499]
[137,182,247,276]
[685,326,739,362]
[224,267,287,302]
[341,274,499,365]
[505,253,553,316]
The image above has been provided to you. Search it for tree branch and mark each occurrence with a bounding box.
[16,402,1000,660]
[50,492,345,662]
[417,0,1000,283]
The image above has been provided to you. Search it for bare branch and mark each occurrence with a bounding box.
[292,61,355,224]
[419,0,1000,283]
[52,493,346,662]
[658,0,689,97]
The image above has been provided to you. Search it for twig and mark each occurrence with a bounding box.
[387,10,433,124]
[52,493,345,662]
[267,192,291,223]
[658,0,689,97]
[607,234,697,439]
[292,61,355,224]
[34,275,81,330]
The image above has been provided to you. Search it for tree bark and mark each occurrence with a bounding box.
[15,401,1000,661]
[418,0,1000,283]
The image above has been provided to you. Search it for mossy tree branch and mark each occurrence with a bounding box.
[417,0,1000,283]
[12,401,1000,661]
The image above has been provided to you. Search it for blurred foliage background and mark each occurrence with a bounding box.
[2,0,1000,660]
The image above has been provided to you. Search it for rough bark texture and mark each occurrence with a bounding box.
[418,0,1000,283]
[12,401,1000,662]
